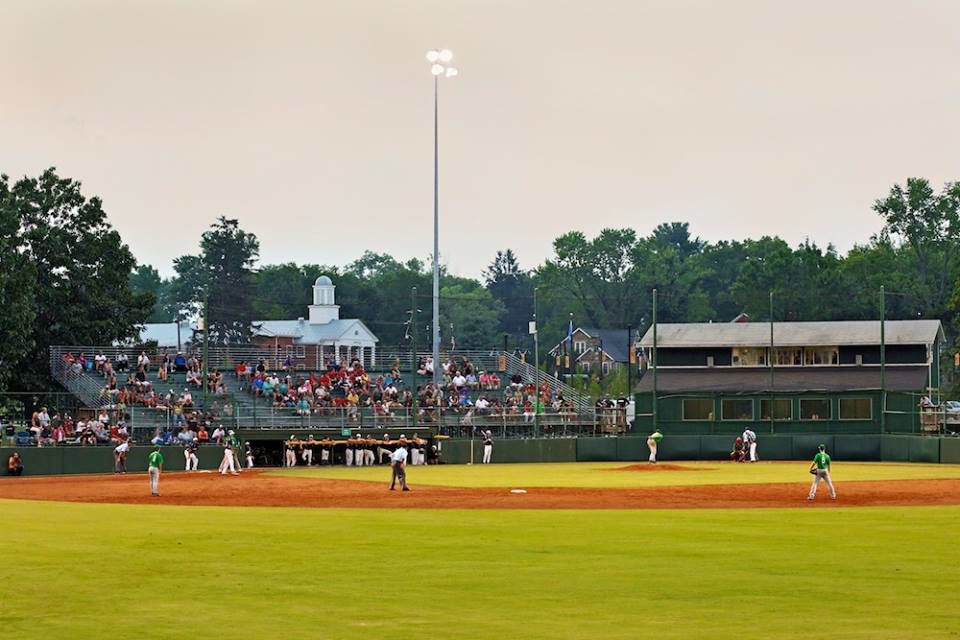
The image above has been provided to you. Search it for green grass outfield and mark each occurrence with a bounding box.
[279,460,960,488]
[0,500,957,639]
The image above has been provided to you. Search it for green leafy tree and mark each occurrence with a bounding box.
[2,168,151,390]
[252,263,329,320]
[128,264,175,323]
[483,249,534,341]
[874,178,960,319]
[0,175,36,390]
[172,217,260,343]
[440,282,505,349]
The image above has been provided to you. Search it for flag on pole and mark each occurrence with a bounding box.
[566,318,574,345]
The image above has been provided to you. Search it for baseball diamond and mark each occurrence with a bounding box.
[2,461,960,639]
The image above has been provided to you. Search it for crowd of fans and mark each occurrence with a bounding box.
[235,353,578,423]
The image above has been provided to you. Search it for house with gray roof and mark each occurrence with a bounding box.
[250,276,378,369]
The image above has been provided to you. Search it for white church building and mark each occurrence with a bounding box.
[250,275,379,369]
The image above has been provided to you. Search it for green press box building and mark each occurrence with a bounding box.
[634,319,945,435]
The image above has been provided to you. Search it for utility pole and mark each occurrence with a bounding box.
[880,285,886,433]
[769,290,775,433]
[533,286,540,438]
[411,286,418,429]
[202,288,209,415]
[652,289,658,432]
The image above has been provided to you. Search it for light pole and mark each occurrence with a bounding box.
[425,49,458,389]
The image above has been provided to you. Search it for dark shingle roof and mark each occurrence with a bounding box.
[638,320,942,348]
[581,328,633,363]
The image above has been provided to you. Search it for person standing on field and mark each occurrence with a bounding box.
[742,428,758,462]
[148,445,163,497]
[808,443,837,501]
[389,439,410,491]
[284,435,298,468]
[219,439,238,475]
[647,428,663,464]
[482,430,493,464]
[114,440,130,474]
[184,438,199,471]
[244,441,255,469]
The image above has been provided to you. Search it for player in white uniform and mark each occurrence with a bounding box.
[742,428,758,462]
[647,429,663,464]
[482,430,493,464]
[219,440,238,475]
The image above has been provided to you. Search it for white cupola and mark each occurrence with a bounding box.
[309,275,340,324]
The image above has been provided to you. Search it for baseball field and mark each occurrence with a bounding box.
[1,461,959,639]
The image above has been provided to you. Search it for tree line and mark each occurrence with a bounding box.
[2,168,958,394]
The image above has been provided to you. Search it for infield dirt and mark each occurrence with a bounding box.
[2,469,960,509]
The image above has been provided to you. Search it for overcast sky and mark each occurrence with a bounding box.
[3,0,958,279]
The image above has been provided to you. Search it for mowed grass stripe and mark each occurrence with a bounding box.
[0,500,957,639]
[277,461,960,488]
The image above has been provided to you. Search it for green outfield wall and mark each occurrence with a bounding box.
[2,435,960,475]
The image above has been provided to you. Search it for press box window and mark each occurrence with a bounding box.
[682,399,714,420]
[839,398,872,420]
[721,399,753,421]
[800,399,831,420]
[760,399,792,421]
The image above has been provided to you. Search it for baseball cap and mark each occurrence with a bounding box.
[818,443,826,450]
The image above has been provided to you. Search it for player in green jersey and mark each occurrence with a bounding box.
[807,443,836,501]
[148,445,164,497]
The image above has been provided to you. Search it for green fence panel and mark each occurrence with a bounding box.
[439,440,470,464]
[64,447,117,474]
[539,439,577,463]
[659,436,700,461]
[758,436,793,461]
[792,435,833,461]
[940,438,960,464]
[880,435,912,462]
[699,436,733,461]
[576,438,618,462]
[833,435,882,461]
[908,437,940,464]
[615,437,649,461]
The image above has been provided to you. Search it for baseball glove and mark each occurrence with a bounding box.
[809,468,818,475]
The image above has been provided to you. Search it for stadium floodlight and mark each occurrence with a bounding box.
[425,48,458,391]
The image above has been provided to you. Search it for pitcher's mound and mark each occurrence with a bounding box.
[607,463,701,472]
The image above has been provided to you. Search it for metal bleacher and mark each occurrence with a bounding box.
[49,345,601,439]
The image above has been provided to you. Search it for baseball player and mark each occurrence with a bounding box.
[219,439,238,475]
[389,438,410,491]
[808,443,837,501]
[114,440,130,474]
[353,433,365,467]
[647,428,663,464]
[302,434,317,466]
[344,435,354,467]
[482,430,493,464]
[244,441,255,469]
[284,435,298,468]
[742,428,758,462]
[730,436,746,463]
[320,438,332,465]
[227,430,241,473]
[364,436,376,466]
[184,438,199,471]
[147,445,163,497]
